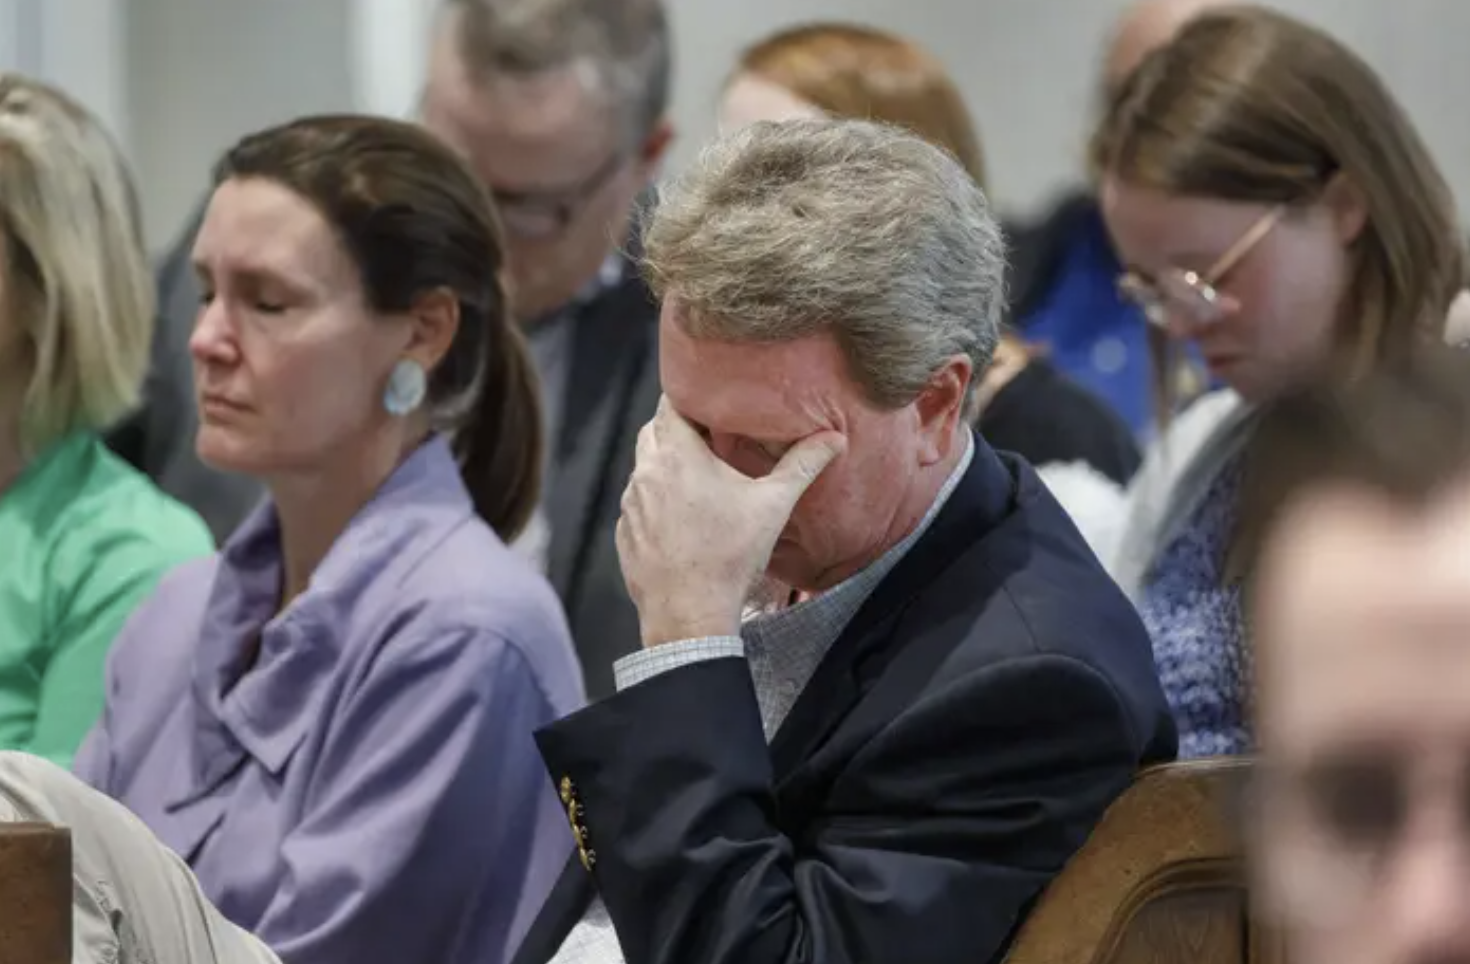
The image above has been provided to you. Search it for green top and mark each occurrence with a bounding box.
[0,433,214,766]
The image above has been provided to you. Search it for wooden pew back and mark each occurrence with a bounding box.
[0,823,71,964]
[1006,759,1282,964]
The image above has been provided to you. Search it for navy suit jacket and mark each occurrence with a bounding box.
[514,437,1176,964]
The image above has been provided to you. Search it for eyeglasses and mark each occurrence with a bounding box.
[489,152,625,241]
[1117,205,1285,328]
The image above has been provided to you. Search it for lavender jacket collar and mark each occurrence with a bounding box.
[75,433,586,964]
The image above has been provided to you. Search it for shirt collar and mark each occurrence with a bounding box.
[189,434,476,777]
[742,432,977,668]
[2,432,91,504]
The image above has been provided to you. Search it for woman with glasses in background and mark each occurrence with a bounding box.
[1094,5,1466,758]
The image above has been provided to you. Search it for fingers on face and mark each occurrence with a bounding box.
[635,419,658,464]
[769,432,844,490]
[651,394,705,455]
[652,394,676,442]
[614,514,633,572]
[620,476,635,515]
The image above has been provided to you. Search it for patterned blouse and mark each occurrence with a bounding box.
[1137,455,1252,759]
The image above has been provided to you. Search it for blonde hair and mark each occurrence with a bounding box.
[643,118,1004,407]
[0,75,153,453]
[1090,5,1465,416]
[734,22,986,189]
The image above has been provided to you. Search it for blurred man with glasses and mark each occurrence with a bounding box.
[415,0,673,695]
[1249,347,1470,964]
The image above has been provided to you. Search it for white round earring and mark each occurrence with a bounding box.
[383,358,427,416]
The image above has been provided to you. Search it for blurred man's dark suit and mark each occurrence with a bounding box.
[537,249,662,697]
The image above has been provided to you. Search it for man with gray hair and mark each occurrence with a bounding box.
[513,119,1175,964]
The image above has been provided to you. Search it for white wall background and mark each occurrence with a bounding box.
[13,0,1467,253]
[0,0,129,148]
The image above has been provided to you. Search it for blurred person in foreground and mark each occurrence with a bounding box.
[1009,0,1230,435]
[510,118,1174,964]
[1249,346,1470,964]
[720,23,1140,554]
[1,751,280,963]
[0,74,212,765]
[75,114,584,964]
[1094,5,1466,758]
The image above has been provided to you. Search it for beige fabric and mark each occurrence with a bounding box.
[0,751,280,964]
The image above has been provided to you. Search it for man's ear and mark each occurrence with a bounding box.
[914,354,972,464]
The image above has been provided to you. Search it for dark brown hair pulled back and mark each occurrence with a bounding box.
[213,114,543,541]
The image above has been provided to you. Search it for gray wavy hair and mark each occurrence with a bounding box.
[642,119,1006,408]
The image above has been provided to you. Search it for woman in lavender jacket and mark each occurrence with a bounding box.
[73,115,585,964]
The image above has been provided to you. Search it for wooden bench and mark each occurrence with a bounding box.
[1007,758,1281,964]
[0,823,71,964]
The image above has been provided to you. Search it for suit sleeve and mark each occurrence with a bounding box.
[535,652,1141,964]
[254,627,570,964]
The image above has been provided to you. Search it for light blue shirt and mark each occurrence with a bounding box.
[74,435,586,964]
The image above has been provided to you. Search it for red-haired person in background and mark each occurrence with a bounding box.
[721,22,1140,496]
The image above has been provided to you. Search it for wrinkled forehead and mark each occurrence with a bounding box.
[193,178,355,291]
[1256,486,1470,755]
[1099,176,1268,271]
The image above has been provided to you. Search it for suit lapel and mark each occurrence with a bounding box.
[544,273,658,599]
[769,437,1016,783]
